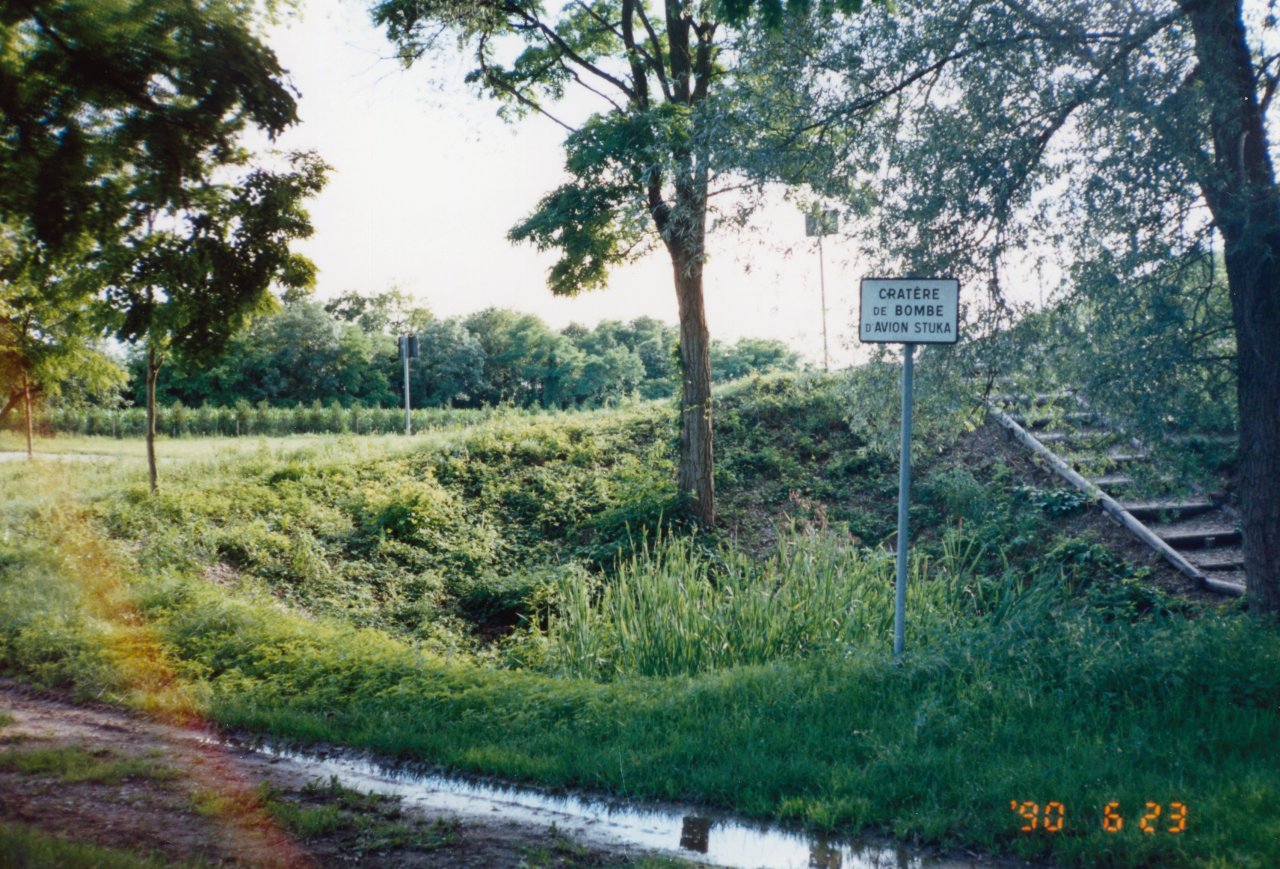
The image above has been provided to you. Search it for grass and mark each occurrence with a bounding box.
[0,374,1276,867]
[192,778,459,854]
[0,709,14,728]
[0,429,460,462]
[0,822,192,869]
[0,745,179,785]
[529,531,955,678]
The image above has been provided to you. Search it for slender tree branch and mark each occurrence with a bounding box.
[477,46,579,132]
[506,3,636,100]
[567,63,628,112]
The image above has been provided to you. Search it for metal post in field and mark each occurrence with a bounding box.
[401,334,420,436]
[403,349,411,436]
[805,209,838,372]
[894,342,915,661]
[818,235,829,372]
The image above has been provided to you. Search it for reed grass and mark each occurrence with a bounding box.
[540,532,964,678]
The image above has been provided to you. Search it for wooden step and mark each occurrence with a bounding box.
[1184,545,1245,570]
[993,391,1074,408]
[1119,499,1215,522]
[1090,473,1135,491]
[1010,411,1099,431]
[1070,453,1152,478]
[1068,450,1149,468]
[1154,516,1243,550]
[1038,429,1120,448]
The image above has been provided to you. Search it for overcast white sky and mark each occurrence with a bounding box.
[262,1,872,365]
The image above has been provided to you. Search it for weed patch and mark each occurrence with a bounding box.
[0,745,178,785]
[0,821,185,869]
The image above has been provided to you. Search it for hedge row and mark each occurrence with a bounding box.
[10,402,523,438]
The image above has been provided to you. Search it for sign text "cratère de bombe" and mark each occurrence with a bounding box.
[859,278,959,344]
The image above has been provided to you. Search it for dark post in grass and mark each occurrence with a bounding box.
[859,278,960,661]
[400,335,419,435]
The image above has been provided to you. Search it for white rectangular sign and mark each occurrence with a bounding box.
[859,278,959,344]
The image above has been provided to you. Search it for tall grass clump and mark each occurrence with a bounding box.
[537,531,965,678]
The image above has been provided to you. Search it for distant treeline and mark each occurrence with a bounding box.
[131,293,802,411]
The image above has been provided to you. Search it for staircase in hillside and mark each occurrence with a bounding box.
[989,390,1245,596]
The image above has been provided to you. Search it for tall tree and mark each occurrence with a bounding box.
[107,153,326,491]
[805,0,1280,610]
[0,0,319,485]
[371,0,866,524]
[325,286,433,335]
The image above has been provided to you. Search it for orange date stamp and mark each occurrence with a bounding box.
[1010,800,1188,834]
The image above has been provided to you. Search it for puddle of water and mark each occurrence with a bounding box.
[229,739,970,869]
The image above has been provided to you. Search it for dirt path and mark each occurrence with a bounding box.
[0,680,679,868]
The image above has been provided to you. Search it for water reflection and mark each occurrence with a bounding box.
[680,815,712,853]
[226,738,978,868]
[810,839,843,869]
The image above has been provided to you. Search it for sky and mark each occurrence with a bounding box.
[262,1,870,366]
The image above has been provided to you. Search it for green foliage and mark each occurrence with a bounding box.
[8,541,1274,867]
[508,112,658,295]
[28,402,509,438]
[79,298,792,418]
[0,746,178,785]
[1,239,127,429]
[0,821,182,869]
[79,405,678,641]
[106,151,328,363]
[324,286,432,335]
[0,0,297,250]
[1015,485,1092,517]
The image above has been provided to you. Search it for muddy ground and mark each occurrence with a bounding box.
[0,680,687,868]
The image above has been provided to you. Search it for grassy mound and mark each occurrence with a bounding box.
[1,373,1276,867]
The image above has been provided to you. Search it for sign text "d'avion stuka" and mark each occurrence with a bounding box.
[859,278,960,344]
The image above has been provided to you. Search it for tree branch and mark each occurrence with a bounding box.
[636,2,673,101]
[477,41,579,133]
[621,0,652,109]
[507,3,636,101]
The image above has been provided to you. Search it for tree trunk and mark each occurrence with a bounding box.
[1223,246,1280,613]
[1181,0,1280,612]
[146,343,160,494]
[672,245,715,525]
[21,371,33,460]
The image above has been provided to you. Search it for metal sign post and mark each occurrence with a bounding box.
[859,278,959,661]
[894,342,914,659]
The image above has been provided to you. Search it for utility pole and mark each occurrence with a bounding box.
[818,235,829,372]
[805,209,839,372]
[399,335,419,435]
